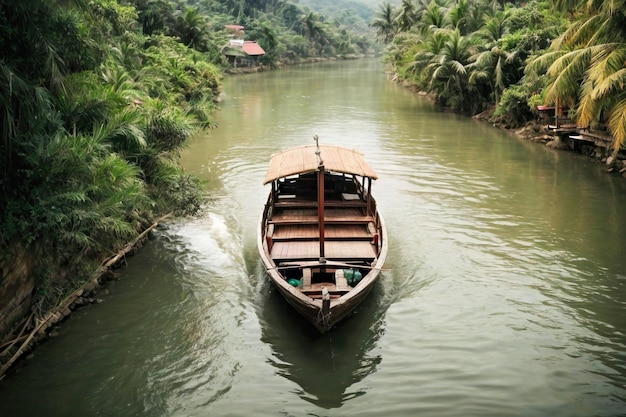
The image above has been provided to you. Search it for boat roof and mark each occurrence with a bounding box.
[263,145,378,184]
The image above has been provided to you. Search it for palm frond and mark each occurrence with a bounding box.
[592,68,626,101]
[544,48,590,105]
[588,44,626,99]
[94,109,147,153]
[607,97,626,151]
[527,50,568,74]
[576,76,597,128]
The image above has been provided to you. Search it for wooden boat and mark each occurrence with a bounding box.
[258,137,387,333]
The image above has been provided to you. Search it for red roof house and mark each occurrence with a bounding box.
[241,41,265,56]
[223,39,266,67]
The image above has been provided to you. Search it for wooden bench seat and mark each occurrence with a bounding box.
[274,200,368,209]
[270,240,376,263]
[271,224,374,241]
[300,281,351,297]
[269,214,374,226]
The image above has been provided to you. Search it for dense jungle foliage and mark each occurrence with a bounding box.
[0,0,378,313]
[376,0,626,155]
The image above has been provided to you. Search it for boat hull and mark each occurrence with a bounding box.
[258,144,387,333]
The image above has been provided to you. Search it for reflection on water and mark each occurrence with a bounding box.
[258,275,388,409]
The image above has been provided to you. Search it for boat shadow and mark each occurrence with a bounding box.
[257,269,388,409]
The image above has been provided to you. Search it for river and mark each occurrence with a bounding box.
[1,59,625,417]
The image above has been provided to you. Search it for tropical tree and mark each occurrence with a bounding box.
[469,45,515,106]
[530,0,626,154]
[174,7,210,51]
[0,0,212,318]
[403,28,448,83]
[426,29,479,112]
[468,11,514,106]
[0,0,73,211]
[476,10,510,45]
[371,2,397,43]
[394,0,420,33]
[133,0,176,35]
[419,1,449,34]
[448,0,471,35]
[300,12,327,54]
[247,22,282,66]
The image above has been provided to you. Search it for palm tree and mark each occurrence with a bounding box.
[426,29,478,111]
[469,45,515,106]
[135,0,175,36]
[394,0,420,33]
[404,28,448,81]
[530,0,626,154]
[174,7,209,51]
[476,11,510,45]
[0,0,68,205]
[467,11,515,105]
[300,12,327,54]
[448,0,471,35]
[252,23,280,65]
[420,1,449,33]
[371,2,397,43]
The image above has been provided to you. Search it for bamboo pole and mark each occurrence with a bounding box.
[0,313,53,379]
[96,213,171,273]
[317,166,326,259]
[0,312,33,358]
[0,213,171,380]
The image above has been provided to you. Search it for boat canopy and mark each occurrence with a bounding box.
[263,145,378,184]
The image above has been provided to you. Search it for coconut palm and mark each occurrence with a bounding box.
[448,0,471,35]
[404,28,448,81]
[420,1,449,33]
[371,2,397,43]
[530,0,626,154]
[468,11,515,105]
[394,0,420,32]
[134,0,175,36]
[174,7,210,51]
[300,12,327,54]
[469,45,516,106]
[426,29,479,111]
[475,10,510,46]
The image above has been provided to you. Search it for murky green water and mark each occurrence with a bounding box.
[1,59,625,417]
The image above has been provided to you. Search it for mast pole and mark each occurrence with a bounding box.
[314,135,325,259]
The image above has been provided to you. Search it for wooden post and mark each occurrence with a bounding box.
[317,166,325,258]
[555,97,560,129]
[366,177,372,215]
[321,287,330,330]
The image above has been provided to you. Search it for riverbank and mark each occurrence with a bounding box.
[0,216,169,380]
[224,54,374,74]
[473,107,626,178]
[396,77,626,179]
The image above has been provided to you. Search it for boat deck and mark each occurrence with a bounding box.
[270,240,377,262]
[267,188,379,264]
[272,224,372,240]
[269,208,375,225]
